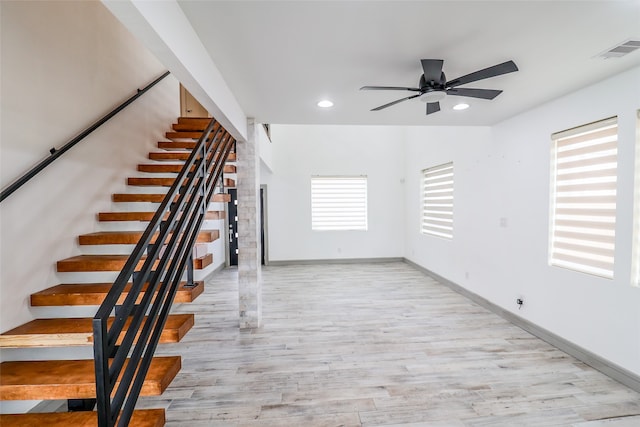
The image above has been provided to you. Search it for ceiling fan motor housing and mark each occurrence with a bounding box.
[419,72,448,102]
[419,72,447,90]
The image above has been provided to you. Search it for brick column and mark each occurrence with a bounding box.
[236,119,262,329]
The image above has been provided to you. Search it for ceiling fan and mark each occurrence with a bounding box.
[361,59,518,115]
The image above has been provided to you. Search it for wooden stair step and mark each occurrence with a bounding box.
[157,140,198,150]
[138,163,236,173]
[128,176,235,188]
[174,117,214,130]
[0,356,180,400]
[149,151,191,161]
[193,253,213,269]
[165,131,206,140]
[112,193,230,203]
[0,314,194,348]
[0,408,165,427]
[158,142,238,155]
[97,210,225,222]
[78,230,219,245]
[149,151,237,161]
[31,281,204,306]
[177,117,213,126]
[57,253,212,272]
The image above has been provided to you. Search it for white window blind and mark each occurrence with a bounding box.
[311,176,367,231]
[549,117,618,279]
[421,162,454,239]
[632,110,640,287]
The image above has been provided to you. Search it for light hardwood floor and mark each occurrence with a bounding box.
[142,262,640,426]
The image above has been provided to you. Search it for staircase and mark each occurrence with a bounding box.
[0,117,236,426]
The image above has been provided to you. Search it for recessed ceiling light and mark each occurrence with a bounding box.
[317,100,334,108]
[453,103,469,111]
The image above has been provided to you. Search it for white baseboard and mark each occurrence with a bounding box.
[404,258,640,393]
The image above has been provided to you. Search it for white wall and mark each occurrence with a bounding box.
[404,66,640,376]
[101,0,247,142]
[264,125,405,261]
[403,125,495,287]
[0,0,179,339]
[257,124,274,172]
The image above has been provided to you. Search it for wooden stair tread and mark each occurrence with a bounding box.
[148,151,236,161]
[112,193,230,203]
[57,253,212,272]
[158,143,238,157]
[98,211,225,222]
[31,281,204,306]
[157,140,197,150]
[0,314,194,348]
[193,253,213,270]
[57,254,153,272]
[128,177,235,188]
[165,131,206,139]
[138,163,236,173]
[0,408,165,427]
[0,356,181,400]
[78,230,219,245]
[149,152,190,161]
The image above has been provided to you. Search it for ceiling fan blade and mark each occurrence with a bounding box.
[360,86,421,91]
[446,60,518,88]
[421,59,444,83]
[426,102,440,115]
[446,88,503,100]
[371,94,420,111]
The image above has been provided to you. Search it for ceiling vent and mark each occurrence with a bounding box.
[597,39,640,59]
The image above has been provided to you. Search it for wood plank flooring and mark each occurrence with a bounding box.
[141,262,640,426]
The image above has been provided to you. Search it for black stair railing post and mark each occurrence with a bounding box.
[92,116,234,426]
[93,317,111,427]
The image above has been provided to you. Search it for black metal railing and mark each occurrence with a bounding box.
[0,71,171,203]
[92,117,235,427]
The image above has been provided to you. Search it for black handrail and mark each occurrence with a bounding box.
[92,117,235,426]
[0,71,171,203]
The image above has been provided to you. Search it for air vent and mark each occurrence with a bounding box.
[598,39,640,59]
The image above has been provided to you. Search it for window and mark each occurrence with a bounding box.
[311,176,367,231]
[421,162,454,239]
[632,110,640,287]
[549,117,618,279]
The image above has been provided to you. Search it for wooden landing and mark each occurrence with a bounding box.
[31,281,204,306]
[174,117,216,130]
[0,314,194,348]
[176,117,212,127]
[0,408,165,427]
[0,356,181,400]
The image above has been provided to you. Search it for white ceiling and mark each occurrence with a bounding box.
[178,1,640,126]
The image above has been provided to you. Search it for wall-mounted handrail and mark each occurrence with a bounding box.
[93,116,235,427]
[0,71,171,203]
